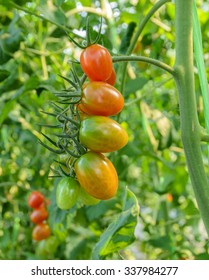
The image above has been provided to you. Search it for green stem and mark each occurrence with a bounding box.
[120,0,171,93]
[200,133,209,143]
[174,0,209,236]
[113,55,175,76]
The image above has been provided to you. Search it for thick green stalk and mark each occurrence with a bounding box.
[174,0,209,236]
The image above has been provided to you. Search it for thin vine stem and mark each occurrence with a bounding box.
[113,55,175,76]
[174,0,209,237]
[120,0,171,94]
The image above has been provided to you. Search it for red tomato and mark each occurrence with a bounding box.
[79,116,128,153]
[79,82,124,116]
[30,206,48,224]
[80,44,113,81]
[74,151,118,200]
[32,223,51,241]
[105,67,116,86]
[28,191,44,208]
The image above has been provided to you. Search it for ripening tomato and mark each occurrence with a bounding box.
[105,67,116,86]
[79,116,128,153]
[74,152,118,200]
[28,191,44,209]
[80,44,113,81]
[32,223,51,241]
[30,206,48,224]
[79,82,124,116]
[78,187,100,206]
[56,177,80,210]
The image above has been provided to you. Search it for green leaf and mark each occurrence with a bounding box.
[0,100,16,126]
[125,77,148,96]
[54,0,65,7]
[0,65,18,93]
[91,188,139,260]
[148,235,171,250]
[11,76,39,99]
[86,199,117,221]
[37,5,66,26]
[0,69,10,82]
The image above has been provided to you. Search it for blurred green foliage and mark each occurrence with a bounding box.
[1,0,209,260]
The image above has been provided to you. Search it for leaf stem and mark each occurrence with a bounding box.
[113,55,175,76]
[200,133,209,143]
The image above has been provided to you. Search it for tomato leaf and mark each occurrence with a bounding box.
[91,188,139,260]
[124,77,148,96]
[0,69,10,82]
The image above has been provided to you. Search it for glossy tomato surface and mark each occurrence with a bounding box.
[30,206,48,224]
[32,223,51,241]
[28,191,44,208]
[80,44,112,81]
[79,116,128,153]
[79,82,124,116]
[74,152,118,200]
[56,177,80,210]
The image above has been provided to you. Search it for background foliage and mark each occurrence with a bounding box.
[1,0,209,260]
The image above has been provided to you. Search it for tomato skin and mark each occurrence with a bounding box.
[56,177,80,210]
[30,206,48,224]
[28,191,44,209]
[74,152,118,200]
[105,67,116,86]
[80,44,112,81]
[79,116,128,153]
[32,223,51,241]
[79,82,124,116]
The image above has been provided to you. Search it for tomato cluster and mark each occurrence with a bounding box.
[42,44,128,209]
[28,191,51,241]
[73,44,128,200]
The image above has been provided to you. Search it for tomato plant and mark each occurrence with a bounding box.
[28,191,44,209]
[32,223,51,241]
[30,206,48,224]
[80,44,113,81]
[56,177,80,210]
[79,116,128,153]
[74,151,118,200]
[79,81,124,116]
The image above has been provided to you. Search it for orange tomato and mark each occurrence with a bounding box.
[74,152,118,200]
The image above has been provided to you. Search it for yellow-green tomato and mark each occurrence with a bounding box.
[79,187,100,206]
[74,152,118,200]
[79,116,128,153]
[56,177,80,210]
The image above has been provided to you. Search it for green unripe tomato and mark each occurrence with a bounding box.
[56,177,80,210]
[79,187,100,206]
[36,236,59,259]
[44,236,60,254]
